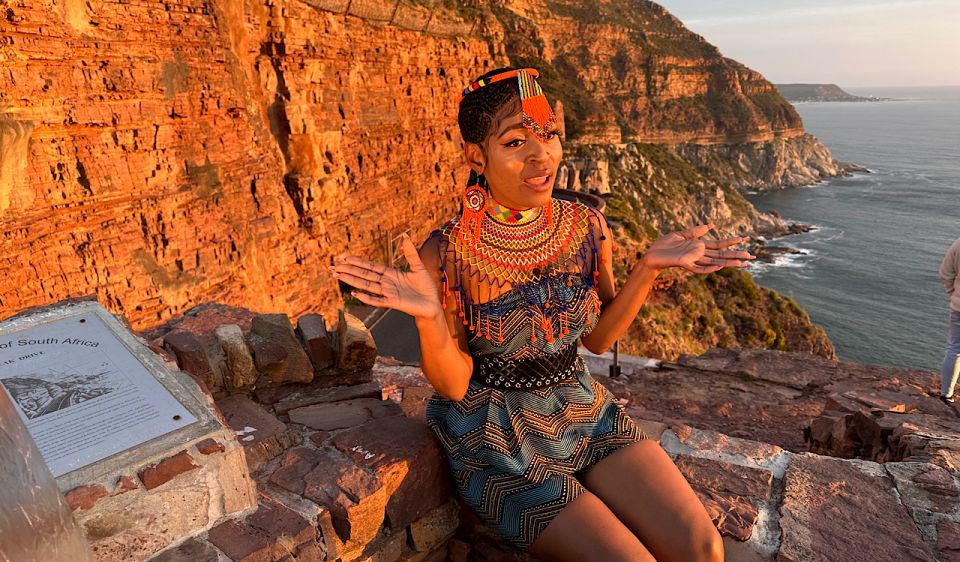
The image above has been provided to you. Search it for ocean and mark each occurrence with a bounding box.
[746,86,960,371]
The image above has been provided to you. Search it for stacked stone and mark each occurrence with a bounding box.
[132,319,960,561]
[807,389,960,464]
[152,303,374,398]
[142,304,457,562]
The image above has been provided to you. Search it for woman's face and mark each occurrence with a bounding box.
[476,111,563,211]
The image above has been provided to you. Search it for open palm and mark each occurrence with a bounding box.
[329,233,443,320]
[645,224,754,274]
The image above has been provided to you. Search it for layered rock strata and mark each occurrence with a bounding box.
[0,1,500,330]
[1,0,838,362]
[483,0,844,187]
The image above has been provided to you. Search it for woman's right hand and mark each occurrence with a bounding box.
[329,233,444,321]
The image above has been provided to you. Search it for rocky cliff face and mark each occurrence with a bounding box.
[483,0,844,188]
[1,0,835,360]
[0,0,499,328]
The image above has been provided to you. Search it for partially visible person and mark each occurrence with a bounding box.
[938,237,960,404]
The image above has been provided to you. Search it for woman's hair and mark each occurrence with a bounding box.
[457,66,523,149]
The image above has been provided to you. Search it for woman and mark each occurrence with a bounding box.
[330,67,753,562]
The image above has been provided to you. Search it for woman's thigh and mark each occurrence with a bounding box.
[579,439,724,562]
[527,489,656,562]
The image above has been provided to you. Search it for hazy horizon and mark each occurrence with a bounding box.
[655,0,960,88]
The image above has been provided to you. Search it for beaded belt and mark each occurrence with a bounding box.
[473,343,580,390]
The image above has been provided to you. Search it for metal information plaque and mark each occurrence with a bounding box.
[0,305,197,478]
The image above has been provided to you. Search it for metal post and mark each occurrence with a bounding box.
[609,339,622,378]
[423,9,434,33]
[389,0,400,24]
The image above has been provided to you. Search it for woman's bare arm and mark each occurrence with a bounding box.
[415,236,474,401]
[579,215,660,354]
[580,218,753,354]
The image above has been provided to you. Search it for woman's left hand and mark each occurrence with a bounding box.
[642,223,755,274]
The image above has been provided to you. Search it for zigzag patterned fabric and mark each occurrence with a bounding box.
[424,199,647,550]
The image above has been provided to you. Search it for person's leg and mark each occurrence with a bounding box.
[578,439,724,562]
[527,490,656,562]
[941,310,960,397]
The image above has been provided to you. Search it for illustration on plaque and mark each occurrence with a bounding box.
[0,307,197,477]
[1,361,123,419]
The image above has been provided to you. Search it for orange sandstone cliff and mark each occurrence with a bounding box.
[0,0,834,358]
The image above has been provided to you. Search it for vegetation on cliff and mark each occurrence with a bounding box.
[597,143,836,359]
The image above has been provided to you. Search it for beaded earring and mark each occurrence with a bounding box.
[459,169,489,244]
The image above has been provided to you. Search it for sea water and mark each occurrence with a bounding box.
[746,86,960,371]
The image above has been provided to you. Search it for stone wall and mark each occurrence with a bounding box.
[126,303,960,561]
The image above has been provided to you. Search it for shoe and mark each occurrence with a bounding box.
[940,394,957,405]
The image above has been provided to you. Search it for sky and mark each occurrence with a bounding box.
[654,0,960,87]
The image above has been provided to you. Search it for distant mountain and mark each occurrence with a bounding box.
[775,83,889,102]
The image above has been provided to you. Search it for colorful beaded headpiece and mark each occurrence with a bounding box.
[457,68,558,143]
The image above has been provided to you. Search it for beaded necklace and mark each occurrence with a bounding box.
[429,195,606,345]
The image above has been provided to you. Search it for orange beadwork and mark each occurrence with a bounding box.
[427,198,613,351]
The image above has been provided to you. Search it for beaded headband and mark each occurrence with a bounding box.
[457,68,558,142]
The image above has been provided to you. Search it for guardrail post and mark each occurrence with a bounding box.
[423,9,434,33]
[389,0,400,24]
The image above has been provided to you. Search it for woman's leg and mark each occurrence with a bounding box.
[527,490,656,562]
[941,310,960,397]
[579,439,724,562]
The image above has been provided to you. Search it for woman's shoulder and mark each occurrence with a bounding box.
[426,215,460,240]
[419,217,459,270]
[554,197,608,236]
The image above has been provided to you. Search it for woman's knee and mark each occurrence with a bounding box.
[688,526,724,562]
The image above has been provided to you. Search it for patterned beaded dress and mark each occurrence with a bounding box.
[423,197,646,551]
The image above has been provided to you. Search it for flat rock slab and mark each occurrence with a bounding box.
[938,521,960,562]
[884,461,960,515]
[287,398,400,430]
[672,424,785,468]
[778,454,932,561]
[215,394,301,472]
[267,447,328,496]
[331,414,452,531]
[604,347,951,455]
[674,454,772,541]
[216,395,287,446]
[677,348,838,390]
[146,537,222,562]
[206,496,317,562]
[602,359,824,452]
[274,382,383,416]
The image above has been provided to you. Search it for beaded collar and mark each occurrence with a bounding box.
[428,198,608,345]
[487,198,541,225]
